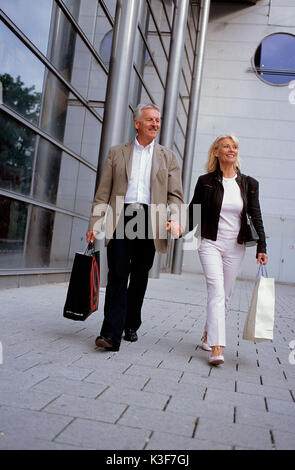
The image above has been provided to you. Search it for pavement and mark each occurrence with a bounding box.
[0,272,295,451]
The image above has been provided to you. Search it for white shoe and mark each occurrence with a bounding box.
[201,342,212,352]
[201,334,212,352]
[209,355,224,366]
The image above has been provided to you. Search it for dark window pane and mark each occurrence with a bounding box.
[74,163,96,216]
[0,111,35,195]
[0,196,28,268]
[25,205,55,268]
[32,139,63,205]
[254,33,295,85]
[25,207,73,269]
[56,152,79,211]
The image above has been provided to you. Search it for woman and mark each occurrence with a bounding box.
[188,135,268,365]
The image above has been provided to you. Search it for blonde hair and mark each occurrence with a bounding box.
[206,135,241,173]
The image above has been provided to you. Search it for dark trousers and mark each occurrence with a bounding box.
[100,205,156,346]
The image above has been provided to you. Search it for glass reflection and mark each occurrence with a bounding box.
[0,19,101,165]
[0,22,44,124]
[0,0,53,55]
[0,111,35,195]
[25,205,55,268]
[0,196,28,268]
[24,206,74,269]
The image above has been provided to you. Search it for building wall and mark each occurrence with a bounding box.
[182,0,295,284]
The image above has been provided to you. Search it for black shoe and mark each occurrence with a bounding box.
[95,335,120,351]
[124,329,138,342]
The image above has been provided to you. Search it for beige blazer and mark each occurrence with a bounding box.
[88,141,185,253]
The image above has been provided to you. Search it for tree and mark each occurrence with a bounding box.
[0,73,41,195]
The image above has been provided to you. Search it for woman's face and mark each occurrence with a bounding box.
[215,138,238,166]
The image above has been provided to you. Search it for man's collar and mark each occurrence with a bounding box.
[135,137,155,151]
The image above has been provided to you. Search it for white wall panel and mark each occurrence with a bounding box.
[190,0,295,283]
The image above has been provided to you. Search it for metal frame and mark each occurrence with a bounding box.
[149,0,190,278]
[172,0,211,274]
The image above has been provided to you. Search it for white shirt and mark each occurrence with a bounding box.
[125,138,154,205]
[218,175,243,238]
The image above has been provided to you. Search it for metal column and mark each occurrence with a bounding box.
[149,0,190,279]
[172,0,211,274]
[95,0,140,286]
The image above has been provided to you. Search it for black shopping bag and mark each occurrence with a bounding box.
[63,243,100,321]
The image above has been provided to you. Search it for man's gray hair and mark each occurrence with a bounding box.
[133,103,161,120]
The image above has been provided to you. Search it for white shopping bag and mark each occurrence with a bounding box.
[243,264,275,342]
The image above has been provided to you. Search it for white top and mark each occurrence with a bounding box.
[218,175,243,238]
[125,137,154,205]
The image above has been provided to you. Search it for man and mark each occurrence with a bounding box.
[86,103,184,352]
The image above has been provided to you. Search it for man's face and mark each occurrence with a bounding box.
[134,108,161,143]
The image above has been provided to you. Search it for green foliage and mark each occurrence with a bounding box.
[0,73,39,195]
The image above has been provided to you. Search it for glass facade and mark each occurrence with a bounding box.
[0,0,110,273]
[0,0,201,279]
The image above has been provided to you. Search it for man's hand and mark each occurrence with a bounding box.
[257,253,268,265]
[86,230,97,244]
[166,221,182,238]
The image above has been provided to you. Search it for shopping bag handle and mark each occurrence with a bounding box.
[84,243,95,256]
[256,263,268,279]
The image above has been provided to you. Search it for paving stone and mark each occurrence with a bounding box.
[195,417,272,450]
[0,405,72,446]
[146,431,231,450]
[267,397,295,417]
[204,388,266,412]
[118,405,196,438]
[97,386,170,410]
[124,364,184,382]
[236,380,293,401]
[144,377,207,396]
[235,406,295,433]
[0,436,80,450]
[55,418,149,450]
[30,376,107,399]
[166,395,235,423]
[272,429,295,450]
[23,364,94,381]
[43,394,126,422]
[0,390,60,411]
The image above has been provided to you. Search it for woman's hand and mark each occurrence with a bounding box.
[86,230,97,244]
[166,221,182,238]
[257,253,268,265]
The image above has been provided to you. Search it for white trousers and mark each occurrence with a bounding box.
[198,236,246,347]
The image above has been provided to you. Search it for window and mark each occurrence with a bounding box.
[253,33,295,86]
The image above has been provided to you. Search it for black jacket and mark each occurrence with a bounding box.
[188,167,267,256]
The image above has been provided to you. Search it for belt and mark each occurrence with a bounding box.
[124,203,148,210]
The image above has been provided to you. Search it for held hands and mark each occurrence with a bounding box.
[166,221,182,238]
[257,253,268,265]
[86,230,97,244]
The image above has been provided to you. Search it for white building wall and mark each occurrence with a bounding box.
[182,0,295,284]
